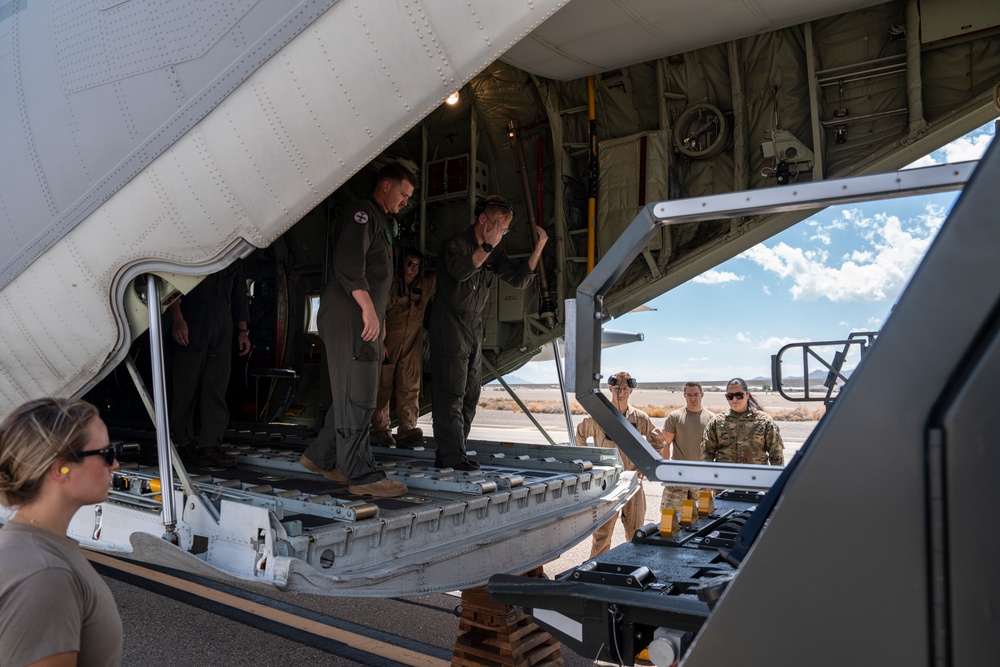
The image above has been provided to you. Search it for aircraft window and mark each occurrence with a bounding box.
[306,294,321,334]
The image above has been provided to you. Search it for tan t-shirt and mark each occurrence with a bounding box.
[663,407,716,461]
[0,522,123,667]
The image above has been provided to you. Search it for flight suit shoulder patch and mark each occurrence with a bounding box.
[354,211,369,224]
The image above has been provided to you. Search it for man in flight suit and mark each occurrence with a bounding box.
[575,371,666,557]
[371,248,436,448]
[300,162,417,498]
[429,195,548,471]
[169,260,251,468]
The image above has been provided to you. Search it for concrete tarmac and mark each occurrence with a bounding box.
[104,541,619,666]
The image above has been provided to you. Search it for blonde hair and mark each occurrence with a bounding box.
[0,398,99,507]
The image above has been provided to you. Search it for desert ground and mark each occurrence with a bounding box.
[423,385,822,450]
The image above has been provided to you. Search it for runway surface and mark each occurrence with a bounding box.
[100,536,615,667]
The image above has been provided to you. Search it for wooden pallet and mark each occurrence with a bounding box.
[452,573,563,667]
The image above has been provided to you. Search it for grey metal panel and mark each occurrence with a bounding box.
[938,322,1000,664]
[681,144,1000,664]
[53,0,261,93]
[501,0,894,80]
[0,0,339,289]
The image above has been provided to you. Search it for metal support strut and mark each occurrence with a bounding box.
[571,161,976,490]
[145,274,179,543]
[482,357,558,446]
[123,356,221,524]
[551,339,576,443]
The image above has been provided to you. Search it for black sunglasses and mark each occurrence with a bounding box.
[725,392,746,400]
[73,445,118,467]
[406,260,421,268]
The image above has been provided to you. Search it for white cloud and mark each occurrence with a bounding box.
[692,270,743,285]
[806,216,846,245]
[916,202,947,234]
[758,336,798,350]
[762,285,772,296]
[739,203,942,302]
[905,123,996,168]
[688,357,710,362]
[906,154,939,169]
[669,336,713,345]
[736,332,751,343]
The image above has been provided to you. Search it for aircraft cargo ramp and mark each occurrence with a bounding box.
[0,425,637,597]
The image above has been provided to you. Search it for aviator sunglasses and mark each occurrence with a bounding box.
[72,445,118,466]
[725,392,746,400]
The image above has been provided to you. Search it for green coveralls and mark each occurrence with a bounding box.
[304,199,393,484]
[170,261,249,451]
[429,227,534,468]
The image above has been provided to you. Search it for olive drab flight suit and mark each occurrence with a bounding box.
[303,198,393,484]
[575,406,664,558]
[372,273,436,439]
[170,261,249,451]
[430,227,535,468]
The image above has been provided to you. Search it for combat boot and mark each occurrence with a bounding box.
[394,427,423,447]
[349,477,407,498]
[297,455,349,483]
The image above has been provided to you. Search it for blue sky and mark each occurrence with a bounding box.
[515,120,997,383]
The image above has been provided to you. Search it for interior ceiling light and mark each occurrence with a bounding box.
[445,91,460,105]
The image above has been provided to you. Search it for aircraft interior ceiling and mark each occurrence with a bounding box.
[405,0,1000,384]
[0,0,998,419]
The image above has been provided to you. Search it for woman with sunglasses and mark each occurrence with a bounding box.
[701,378,784,466]
[0,398,123,667]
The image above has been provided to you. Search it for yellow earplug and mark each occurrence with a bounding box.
[60,466,70,474]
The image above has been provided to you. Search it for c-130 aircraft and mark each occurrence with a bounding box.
[0,0,998,645]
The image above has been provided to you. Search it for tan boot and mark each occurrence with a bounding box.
[373,431,396,447]
[348,477,407,498]
[297,455,348,483]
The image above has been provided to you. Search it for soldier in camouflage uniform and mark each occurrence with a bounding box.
[701,377,784,466]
